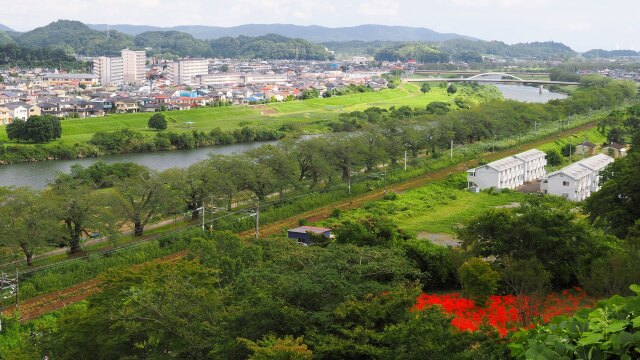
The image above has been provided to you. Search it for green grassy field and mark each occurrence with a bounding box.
[0,83,455,145]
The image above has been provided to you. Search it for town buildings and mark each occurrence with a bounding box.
[93,56,124,86]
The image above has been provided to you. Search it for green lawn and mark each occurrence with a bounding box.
[0,83,455,145]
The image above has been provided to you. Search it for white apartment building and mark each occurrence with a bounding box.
[242,73,288,84]
[541,154,614,202]
[93,56,123,86]
[467,156,525,190]
[168,59,209,85]
[467,149,547,191]
[122,49,147,84]
[195,73,243,86]
[513,149,547,182]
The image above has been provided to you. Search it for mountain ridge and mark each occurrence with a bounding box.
[87,23,479,42]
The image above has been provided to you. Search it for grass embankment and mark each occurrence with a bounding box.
[0,84,453,145]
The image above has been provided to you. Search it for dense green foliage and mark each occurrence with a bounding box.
[375,43,450,62]
[134,31,212,57]
[582,49,640,59]
[1,233,507,359]
[0,43,86,69]
[210,34,333,60]
[509,285,640,359]
[6,115,62,143]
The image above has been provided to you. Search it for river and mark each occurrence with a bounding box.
[0,84,567,189]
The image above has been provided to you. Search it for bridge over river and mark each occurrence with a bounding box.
[405,72,580,86]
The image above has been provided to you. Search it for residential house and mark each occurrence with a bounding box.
[115,99,140,113]
[0,106,11,125]
[574,141,597,157]
[601,143,627,158]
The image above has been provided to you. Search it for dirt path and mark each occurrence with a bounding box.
[3,121,597,322]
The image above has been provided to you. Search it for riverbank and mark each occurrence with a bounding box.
[0,83,500,165]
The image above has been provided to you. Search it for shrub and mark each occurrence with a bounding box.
[458,257,499,306]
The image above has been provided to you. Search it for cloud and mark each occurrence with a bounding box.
[358,0,400,16]
[448,0,549,8]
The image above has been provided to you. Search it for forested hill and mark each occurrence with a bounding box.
[8,21,333,60]
[0,24,12,32]
[364,39,577,62]
[209,34,333,60]
[582,49,640,58]
[89,23,477,42]
[12,20,134,57]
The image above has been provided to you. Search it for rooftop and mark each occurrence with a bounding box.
[485,156,524,172]
[513,149,546,162]
[548,163,592,180]
[288,226,332,234]
[574,154,614,171]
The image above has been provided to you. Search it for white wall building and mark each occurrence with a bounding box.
[93,56,123,86]
[467,149,547,191]
[122,49,147,85]
[195,73,243,86]
[541,154,614,202]
[467,157,525,190]
[513,149,547,182]
[168,59,209,85]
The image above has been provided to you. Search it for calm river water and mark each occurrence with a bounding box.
[0,84,567,189]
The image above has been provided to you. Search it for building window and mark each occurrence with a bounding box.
[563,181,570,186]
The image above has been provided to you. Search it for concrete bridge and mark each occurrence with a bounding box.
[413,70,550,76]
[405,72,580,86]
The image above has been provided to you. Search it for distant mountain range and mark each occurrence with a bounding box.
[87,23,478,43]
[0,24,13,32]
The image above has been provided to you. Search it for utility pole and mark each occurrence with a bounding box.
[348,174,351,195]
[201,200,205,231]
[534,121,538,133]
[450,139,453,159]
[254,202,260,240]
[404,150,407,172]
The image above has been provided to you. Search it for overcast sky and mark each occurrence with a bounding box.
[1,0,636,51]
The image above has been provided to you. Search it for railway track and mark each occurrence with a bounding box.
[2,121,596,322]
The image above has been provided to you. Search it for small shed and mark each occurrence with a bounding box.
[287,226,332,244]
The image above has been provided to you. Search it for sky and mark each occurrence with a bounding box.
[1,0,637,52]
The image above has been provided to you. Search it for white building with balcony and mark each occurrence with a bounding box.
[513,148,547,182]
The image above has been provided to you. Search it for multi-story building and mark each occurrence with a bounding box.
[168,59,209,85]
[242,73,288,84]
[122,49,147,84]
[513,149,547,182]
[541,154,614,201]
[194,73,243,86]
[467,149,547,191]
[93,56,124,86]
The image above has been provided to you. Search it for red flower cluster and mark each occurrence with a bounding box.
[413,288,590,337]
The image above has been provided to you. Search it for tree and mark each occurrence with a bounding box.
[113,170,177,236]
[500,257,551,325]
[546,149,562,166]
[148,113,167,130]
[458,199,612,288]
[49,179,115,254]
[239,336,312,360]
[606,126,626,144]
[420,83,431,94]
[220,64,229,73]
[447,83,458,95]
[0,188,60,265]
[163,163,213,220]
[5,119,26,141]
[586,150,640,238]
[458,257,499,306]
[6,115,61,143]
[426,101,450,115]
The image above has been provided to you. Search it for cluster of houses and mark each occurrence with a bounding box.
[0,55,398,125]
[467,147,620,201]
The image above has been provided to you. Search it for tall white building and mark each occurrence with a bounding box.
[168,59,209,85]
[122,49,147,84]
[93,56,123,86]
